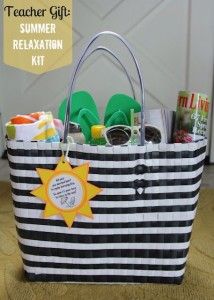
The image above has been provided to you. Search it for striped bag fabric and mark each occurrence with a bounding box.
[7,140,207,284]
[6,31,207,284]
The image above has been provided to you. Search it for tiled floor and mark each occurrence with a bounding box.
[0,158,10,182]
[0,158,213,187]
[200,165,214,188]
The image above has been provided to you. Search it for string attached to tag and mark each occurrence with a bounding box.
[61,135,74,163]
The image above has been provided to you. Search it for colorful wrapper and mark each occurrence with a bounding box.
[6,112,60,142]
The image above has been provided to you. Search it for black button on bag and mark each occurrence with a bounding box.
[135,164,147,174]
[134,179,147,188]
[134,179,142,187]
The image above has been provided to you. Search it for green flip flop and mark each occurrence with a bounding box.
[58,91,100,123]
[104,93,141,126]
[77,108,100,143]
[105,110,129,127]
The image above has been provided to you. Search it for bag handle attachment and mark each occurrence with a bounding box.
[63,31,145,145]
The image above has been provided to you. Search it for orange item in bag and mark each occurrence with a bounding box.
[10,112,44,124]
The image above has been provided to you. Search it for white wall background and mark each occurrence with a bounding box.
[0,0,214,159]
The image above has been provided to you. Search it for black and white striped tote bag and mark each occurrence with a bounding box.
[7,31,207,284]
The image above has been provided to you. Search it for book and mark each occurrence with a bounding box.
[145,108,175,143]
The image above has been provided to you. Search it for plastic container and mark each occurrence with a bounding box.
[90,125,106,145]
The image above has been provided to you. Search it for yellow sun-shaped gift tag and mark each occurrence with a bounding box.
[31,156,102,228]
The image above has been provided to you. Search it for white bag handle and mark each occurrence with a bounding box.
[79,46,136,100]
[63,31,145,145]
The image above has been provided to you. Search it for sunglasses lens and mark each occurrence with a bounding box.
[106,127,131,145]
[145,126,161,143]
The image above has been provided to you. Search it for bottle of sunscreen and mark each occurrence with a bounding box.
[90,125,106,145]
